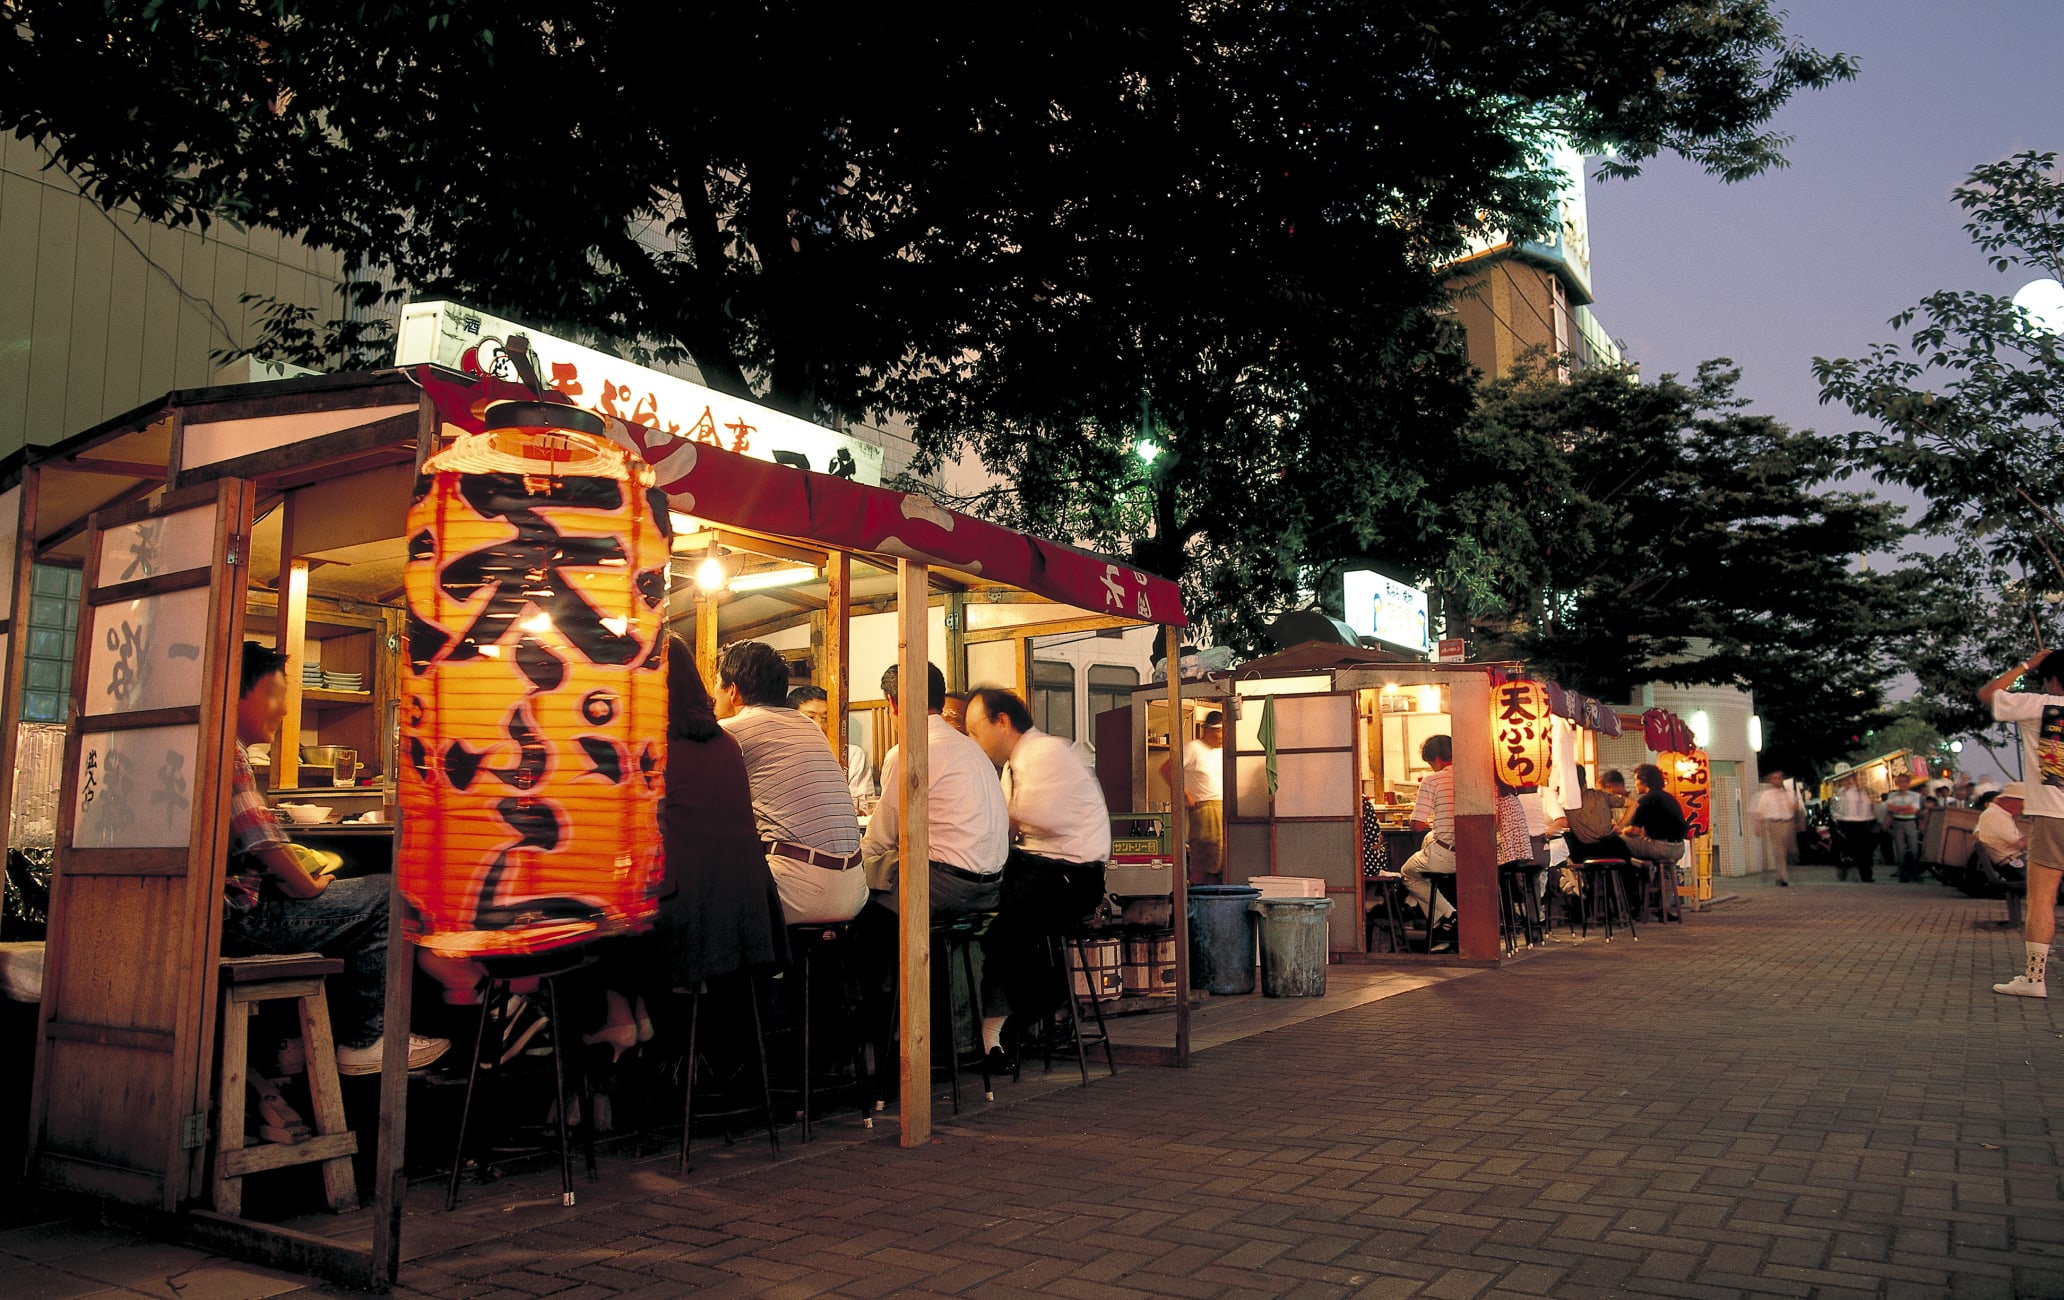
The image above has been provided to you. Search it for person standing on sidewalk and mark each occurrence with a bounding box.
[1161,711,1225,885]
[1754,770,1797,886]
[1884,773,1925,881]
[1832,775,1877,882]
[1980,650,2064,997]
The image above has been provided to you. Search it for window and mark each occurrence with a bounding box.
[1031,660,1075,740]
[20,564,81,723]
[1086,664,1139,725]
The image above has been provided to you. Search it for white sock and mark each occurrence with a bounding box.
[2028,943,2051,985]
[982,1017,1007,1052]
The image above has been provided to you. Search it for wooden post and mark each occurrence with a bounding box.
[943,591,967,694]
[0,468,41,847]
[275,559,309,791]
[1165,624,1190,1067]
[895,560,931,1147]
[1448,670,1500,961]
[827,552,850,757]
[695,595,719,690]
[370,727,410,1282]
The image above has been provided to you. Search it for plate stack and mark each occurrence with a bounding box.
[322,670,364,692]
[300,662,325,689]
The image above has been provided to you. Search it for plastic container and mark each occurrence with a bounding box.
[1187,885,1262,994]
[1257,896,1334,998]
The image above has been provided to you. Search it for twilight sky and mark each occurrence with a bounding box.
[1586,0,2061,463]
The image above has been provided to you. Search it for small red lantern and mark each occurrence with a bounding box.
[1492,676,1551,790]
[399,402,671,958]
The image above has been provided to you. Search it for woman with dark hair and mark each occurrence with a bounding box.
[581,637,789,1058]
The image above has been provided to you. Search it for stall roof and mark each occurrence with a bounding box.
[1228,641,1422,678]
[416,368,1188,628]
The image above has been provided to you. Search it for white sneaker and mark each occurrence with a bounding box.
[1993,976,2049,999]
[336,1033,452,1075]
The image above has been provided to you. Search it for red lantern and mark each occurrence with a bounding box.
[1492,676,1551,789]
[399,402,671,958]
[1664,749,1711,836]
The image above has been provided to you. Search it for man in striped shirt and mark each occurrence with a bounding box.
[1400,733,1457,949]
[714,641,867,923]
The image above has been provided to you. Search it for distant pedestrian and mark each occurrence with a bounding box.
[1754,770,1797,886]
[1832,775,1876,882]
[1884,773,1924,881]
[1980,650,2064,997]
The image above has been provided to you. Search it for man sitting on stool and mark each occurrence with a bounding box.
[965,687,1111,1072]
[1400,734,1458,952]
[861,662,1009,919]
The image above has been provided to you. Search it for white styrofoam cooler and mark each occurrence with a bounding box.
[1248,876,1325,898]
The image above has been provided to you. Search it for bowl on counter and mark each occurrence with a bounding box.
[273,803,336,826]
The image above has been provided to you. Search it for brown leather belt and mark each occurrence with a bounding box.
[767,840,862,871]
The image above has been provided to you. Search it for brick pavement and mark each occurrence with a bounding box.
[8,866,2064,1297]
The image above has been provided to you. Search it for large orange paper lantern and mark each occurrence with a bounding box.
[399,402,672,958]
[1492,676,1551,789]
[1664,749,1712,836]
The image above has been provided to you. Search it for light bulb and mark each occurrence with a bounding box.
[695,554,725,593]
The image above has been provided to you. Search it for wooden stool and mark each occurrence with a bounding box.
[785,922,874,1141]
[211,955,358,1216]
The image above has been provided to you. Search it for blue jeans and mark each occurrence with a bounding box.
[221,875,390,1049]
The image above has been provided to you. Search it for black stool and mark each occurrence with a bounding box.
[1020,930,1118,1086]
[446,951,597,1210]
[677,972,781,1173]
[784,921,874,1142]
[1364,872,1410,953]
[929,914,995,1111]
[1497,862,1545,952]
[1575,859,1637,942]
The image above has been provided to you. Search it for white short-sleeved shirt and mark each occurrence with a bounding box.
[1006,729,1111,864]
[1182,738,1223,803]
[1993,691,2064,820]
[1978,802,2026,859]
[720,705,862,854]
[1411,767,1455,842]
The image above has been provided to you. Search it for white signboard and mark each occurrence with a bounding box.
[393,300,886,485]
[1343,569,1430,653]
[1450,140,1593,304]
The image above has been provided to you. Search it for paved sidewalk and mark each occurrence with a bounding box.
[7,867,2064,1297]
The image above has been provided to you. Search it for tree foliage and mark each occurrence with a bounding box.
[2,2,1853,630]
[1437,360,1907,774]
[1815,151,2064,592]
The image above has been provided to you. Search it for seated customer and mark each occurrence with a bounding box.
[1563,768,1633,864]
[1399,735,1457,951]
[714,642,867,924]
[223,644,448,1075]
[1622,763,1690,865]
[1978,782,2029,873]
[862,663,1009,919]
[965,686,1111,1069]
[788,684,874,805]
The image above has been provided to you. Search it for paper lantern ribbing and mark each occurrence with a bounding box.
[399,402,673,959]
[1492,676,1551,789]
[1664,749,1712,836]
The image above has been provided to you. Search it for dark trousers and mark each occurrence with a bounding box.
[220,875,389,1049]
[980,850,1106,1023]
[1836,821,1876,881]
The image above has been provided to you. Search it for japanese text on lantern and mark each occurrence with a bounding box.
[1666,750,1711,835]
[1493,678,1550,788]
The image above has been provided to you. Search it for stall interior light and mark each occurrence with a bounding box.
[727,565,819,594]
[669,510,703,536]
[693,545,726,594]
[1417,685,1443,714]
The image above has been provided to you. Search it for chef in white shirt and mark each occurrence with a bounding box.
[965,687,1113,1069]
[861,662,1010,919]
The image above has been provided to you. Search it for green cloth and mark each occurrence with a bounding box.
[1259,696,1279,797]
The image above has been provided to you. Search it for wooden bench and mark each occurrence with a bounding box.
[212,955,359,1215]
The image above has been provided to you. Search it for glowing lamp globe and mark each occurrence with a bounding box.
[399,402,672,959]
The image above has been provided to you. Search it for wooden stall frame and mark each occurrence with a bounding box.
[0,469,42,847]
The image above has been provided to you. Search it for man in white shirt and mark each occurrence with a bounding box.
[1400,734,1457,949]
[1832,775,1876,883]
[965,687,1113,1068]
[1980,651,2064,997]
[862,662,1010,919]
[1884,773,1924,881]
[1978,783,2028,872]
[788,685,873,805]
[1754,770,1798,887]
[714,642,867,924]
[1160,710,1225,885]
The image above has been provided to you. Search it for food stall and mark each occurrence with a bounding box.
[2,363,1193,1287]
[1116,645,1690,961]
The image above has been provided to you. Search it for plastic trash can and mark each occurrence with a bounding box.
[1257,896,1334,998]
[1187,885,1261,994]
